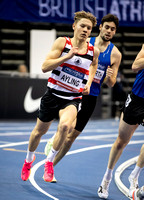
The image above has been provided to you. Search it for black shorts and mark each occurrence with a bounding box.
[122,92,144,125]
[75,95,97,132]
[38,87,82,122]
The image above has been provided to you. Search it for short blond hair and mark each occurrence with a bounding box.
[74,10,97,27]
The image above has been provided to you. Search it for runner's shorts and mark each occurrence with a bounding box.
[37,87,82,122]
[122,92,144,126]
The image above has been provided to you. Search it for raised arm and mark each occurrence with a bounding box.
[42,37,79,73]
[104,46,122,88]
[132,44,144,73]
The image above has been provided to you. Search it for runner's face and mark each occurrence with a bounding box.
[99,22,116,42]
[73,18,93,41]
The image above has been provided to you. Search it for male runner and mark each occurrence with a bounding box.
[21,10,99,182]
[98,44,144,199]
[44,14,122,181]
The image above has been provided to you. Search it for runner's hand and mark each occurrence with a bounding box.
[82,84,90,95]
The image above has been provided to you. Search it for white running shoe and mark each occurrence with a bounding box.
[44,137,54,156]
[97,179,111,199]
[132,186,144,200]
[129,175,139,197]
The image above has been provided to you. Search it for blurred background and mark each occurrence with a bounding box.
[0,0,143,120]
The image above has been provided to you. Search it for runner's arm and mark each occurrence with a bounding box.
[132,44,144,72]
[83,47,100,95]
[42,37,79,73]
[104,46,122,88]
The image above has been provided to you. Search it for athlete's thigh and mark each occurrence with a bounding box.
[59,104,77,125]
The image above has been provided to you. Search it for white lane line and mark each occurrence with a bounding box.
[0,130,116,136]
[0,130,55,136]
[76,132,144,140]
[1,136,144,149]
[29,140,144,200]
[115,156,138,200]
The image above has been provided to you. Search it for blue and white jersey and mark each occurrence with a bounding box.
[132,69,144,98]
[89,37,114,96]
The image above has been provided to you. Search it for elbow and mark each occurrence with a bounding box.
[41,65,47,73]
[108,83,114,88]
[42,69,47,73]
[110,83,115,88]
[132,64,139,73]
[107,80,115,88]
[132,67,138,73]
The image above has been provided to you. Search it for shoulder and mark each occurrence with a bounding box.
[54,37,66,45]
[111,45,122,59]
[52,37,66,50]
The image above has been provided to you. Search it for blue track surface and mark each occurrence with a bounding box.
[0,119,143,200]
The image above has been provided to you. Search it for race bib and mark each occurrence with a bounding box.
[57,66,84,91]
[93,69,105,83]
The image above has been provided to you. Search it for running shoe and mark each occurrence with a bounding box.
[43,175,57,183]
[21,155,35,181]
[44,137,54,156]
[97,179,111,199]
[129,174,139,197]
[132,186,144,200]
[43,161,54,182]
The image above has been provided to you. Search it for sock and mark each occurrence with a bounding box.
[26,150,35,162]
[130,165,142,179]
[46,147,59,162]
[104,168,113,181]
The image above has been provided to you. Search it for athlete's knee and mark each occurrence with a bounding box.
[115,136,128,150]
[58,121,70,133]
[32,128,44,139]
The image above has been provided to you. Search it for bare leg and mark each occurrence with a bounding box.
[53,129,81,166]
[137,144,144,168]
[28,118,52,152]
[98,113,139,198]
[52,105,78,152]
[108,113,138,169]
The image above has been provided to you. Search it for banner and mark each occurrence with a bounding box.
[0,0,144,27]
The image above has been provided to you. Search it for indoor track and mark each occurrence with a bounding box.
[0,119,143,200]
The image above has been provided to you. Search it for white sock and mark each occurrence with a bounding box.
[104,168,113,181]
[26,150,35,162]
[130,165,142,179]
[46,147,59,162]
